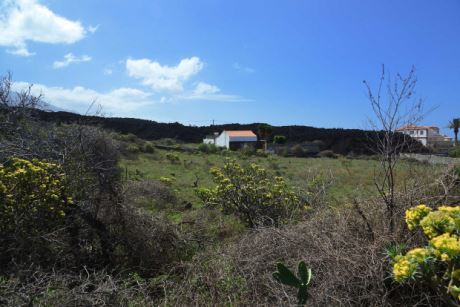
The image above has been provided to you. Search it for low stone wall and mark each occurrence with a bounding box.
[400,153,460,165]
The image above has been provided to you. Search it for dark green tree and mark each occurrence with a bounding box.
[449,118,460,146]
[273,135,287,144]
[258,124,273,141]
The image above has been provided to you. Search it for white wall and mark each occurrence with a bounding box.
[401,129,428,146]
[203,138,215,144]
[215,132,229,148]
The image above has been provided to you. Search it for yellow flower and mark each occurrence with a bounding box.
[420,210,456,238]
[441,253,450,261]
[430,233,460,257]
[406,248,431,264]
[393,256,417,282]
[405,205,432,230]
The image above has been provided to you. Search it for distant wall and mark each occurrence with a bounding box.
[401,153,460,165]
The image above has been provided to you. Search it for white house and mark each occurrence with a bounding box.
[212,130,258,149]
[396,124,453,147]
[203,132,219,145]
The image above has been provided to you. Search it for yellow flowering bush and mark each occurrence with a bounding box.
[405,205,432,230]
[0,157,72,234]
[196,159,305,227]
[159,176,175,186]
[392,205,460,303]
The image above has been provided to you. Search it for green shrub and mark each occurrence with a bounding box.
[126,143,140,153]
[455,166,460,178]
[239,145,256,157]
[161,138,176,146]
[448,147,460,158]
[278,147,289,157]
[318,150,337,158]
[142,141,155,153]
[391,205,460,305]
[273,135,287,144]
[113,133,138,143]
[165,153,180,164]
[255,149,267,157]
[159,176,175,186]
[290,144,305,157]
[198,143,219,154]
[196,159,305,227]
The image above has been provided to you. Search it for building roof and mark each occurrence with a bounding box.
[396,124,439,131]
[224,130,257,137]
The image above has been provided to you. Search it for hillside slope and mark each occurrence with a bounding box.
[33,109,426,155]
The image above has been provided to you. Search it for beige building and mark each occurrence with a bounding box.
[396,124,453,147]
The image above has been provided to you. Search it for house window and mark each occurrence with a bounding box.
[409,130,414,135]
[420,130,424,136]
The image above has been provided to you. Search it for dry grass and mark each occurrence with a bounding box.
[163,198,447,306]
[0,269,157,306]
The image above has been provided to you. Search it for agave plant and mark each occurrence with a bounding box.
[273,261,312,306]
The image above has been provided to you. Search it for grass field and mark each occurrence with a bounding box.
[119,145,440,218]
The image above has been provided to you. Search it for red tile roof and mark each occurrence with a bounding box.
[225,130,257,137]
[396,124,438,131]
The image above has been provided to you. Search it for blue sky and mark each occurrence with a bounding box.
[0,0,459,135]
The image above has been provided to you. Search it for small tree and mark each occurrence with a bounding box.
[449,118,459,147]
[197,159,305,227]
[364,65,424,233]
[273,135,287,145]
[258,124,273,141]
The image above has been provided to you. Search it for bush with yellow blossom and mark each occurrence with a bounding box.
[391,204,460,304]
[0,157,73,235]
[196,159,305,228]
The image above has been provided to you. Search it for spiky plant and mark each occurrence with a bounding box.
[273,261,312,306]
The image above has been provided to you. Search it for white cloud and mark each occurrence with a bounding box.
[182,92,251,102]
[12,81,155,113]
[53,53,92,69]
[183,82,251,102]
[7,45,35,56]
[233,62,255,73]
[87,24,99,34]
[193,82,220,95]
[0,0,86,56]
[126,57,204,92]
[103,68,113,75]
[125,56,251,101]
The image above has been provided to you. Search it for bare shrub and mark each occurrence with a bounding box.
[364,65,426,233]
[123,180,178,210]
[108,204,185,276]
[290,144,305,157]
[0,269,157,306]
[164,199,443,306]
[297,168,335,209]
[317,149,337,158]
